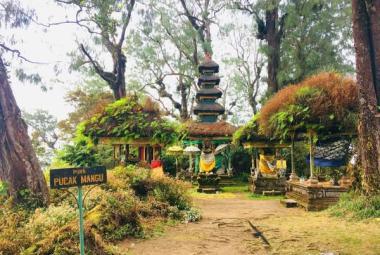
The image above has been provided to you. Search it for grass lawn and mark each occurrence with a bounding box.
[189,178,285,201]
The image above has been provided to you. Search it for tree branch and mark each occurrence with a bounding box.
[80,44,115,85]
[0,43,46,64]
[118,0,136,48]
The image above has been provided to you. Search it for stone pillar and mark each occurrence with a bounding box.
[289,134,299,182]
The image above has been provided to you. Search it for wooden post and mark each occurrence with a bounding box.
[308,131,318,184]
[125,144,129,161]
[289,133,299,181]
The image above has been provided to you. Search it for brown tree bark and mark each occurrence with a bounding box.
[352,0,380,194]
[265,8,281,94]
[0,57,49,204]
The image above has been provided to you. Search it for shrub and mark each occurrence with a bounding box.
[152,177,192,211]
[0,201,30,255]
[95,190,144,241]
[1,165,198,255]
[25,204,77,243]
[329,192,380,220]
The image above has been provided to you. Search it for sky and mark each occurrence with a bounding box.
[7,0,256,122]
[8,0,86,120]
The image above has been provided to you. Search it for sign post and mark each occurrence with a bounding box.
[78,186,85,255]
[50,166,107,255]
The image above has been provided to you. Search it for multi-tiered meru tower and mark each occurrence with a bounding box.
[193,59,224,123]
[184,55,237,193]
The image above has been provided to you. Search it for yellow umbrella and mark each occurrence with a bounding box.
[166,145,183,172]
[166,145,183,155]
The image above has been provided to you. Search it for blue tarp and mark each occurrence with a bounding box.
[306,157,345,167]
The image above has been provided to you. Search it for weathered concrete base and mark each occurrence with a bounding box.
[249,175,286,195]
[218,174,234,186]
[197,173,220,193]
[281,199,298,208]
[286,181,348,211]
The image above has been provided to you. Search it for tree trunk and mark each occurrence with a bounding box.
[179,79,189,121]
[352,0,380,195]
[0,57,49,204]
[266,8,280,94]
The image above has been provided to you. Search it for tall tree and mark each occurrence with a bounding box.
[55,0,136,100]
[235,0,353,94]
[128,0,227,120]
[235,0,286,94]
[222,22,263,114]
[58,78,113,139]
[179,0,225,55]
[23,109,59,167]
[352,0,380,195]
[0,0,48,204]
[278,0,353,86]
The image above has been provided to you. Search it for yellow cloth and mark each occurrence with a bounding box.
[276,159,287,169]
[151,166,164,179]
[200,158,215,172]
[259,155,276,174]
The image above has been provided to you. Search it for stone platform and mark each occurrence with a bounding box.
[286,181,348,211]
[249,174,286,195]
[197,174,220,193]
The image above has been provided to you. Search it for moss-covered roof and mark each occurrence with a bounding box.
[183,121,237,138]
[81,96,180,145]
[259,72,358,139]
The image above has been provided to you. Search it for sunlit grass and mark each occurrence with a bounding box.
[248,193,284,200]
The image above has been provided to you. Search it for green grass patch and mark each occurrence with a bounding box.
[328,191,380,220]
[248,193,284,200]
[221,185,249,193]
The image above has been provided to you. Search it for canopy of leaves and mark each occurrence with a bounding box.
[232,114,262,143]
[82,95,181,145]
[278,0,354,86]
[259,72,358,139]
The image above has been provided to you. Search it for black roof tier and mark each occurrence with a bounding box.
[198,60,219,74]
[194,103,225,115]
[197,74,220,86]
[196,88,223,99]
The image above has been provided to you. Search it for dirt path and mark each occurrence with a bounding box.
[120,194,301,255]
[119,192,380,255]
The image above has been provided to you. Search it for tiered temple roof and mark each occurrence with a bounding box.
[187,56,236,139]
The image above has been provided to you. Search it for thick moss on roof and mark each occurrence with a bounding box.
[259,72,358,139]
[183,121,237,138]
[233,115,266,143]
[81,96,180,145]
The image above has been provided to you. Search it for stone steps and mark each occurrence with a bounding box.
[281,199,298,208]
[263,190,284,196]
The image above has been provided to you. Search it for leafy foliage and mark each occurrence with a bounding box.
[233,114,261,143]
[230,147,252,174]
[59,139,100,167]
[22,109,59,167]
[329,192,380,220]
[58,79,114,140]
[0,165,197,254]
[83,95,182,145]
[259,72,358,139]
[278,0,354,86]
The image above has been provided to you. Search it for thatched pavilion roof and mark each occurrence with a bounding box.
[183,121,237,139]
[81,95,179,145]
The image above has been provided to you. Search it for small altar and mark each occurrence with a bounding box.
[286,181,348,211]
[250,174,286,195]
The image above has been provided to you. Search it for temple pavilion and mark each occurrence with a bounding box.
[184,55,237,174]
[82,95,178,167]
